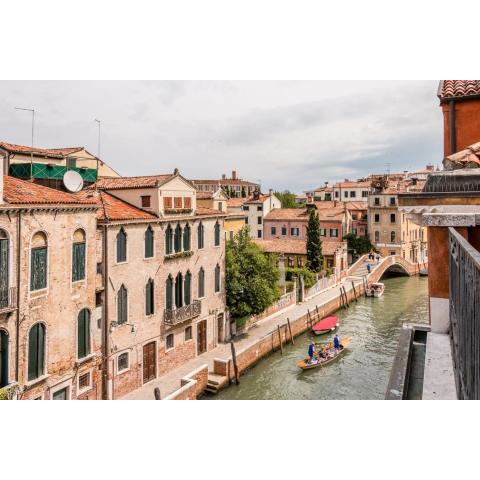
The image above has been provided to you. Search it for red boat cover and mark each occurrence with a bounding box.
[312,316,338,332]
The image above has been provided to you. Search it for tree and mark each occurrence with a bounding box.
[226,227,280,318]
[343,233,374,257]
[274,190,303,208]
[306,208,323,272]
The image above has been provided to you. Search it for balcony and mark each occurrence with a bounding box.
[9,162,98,183]
[0,287,17,314]
[164,299,201,326]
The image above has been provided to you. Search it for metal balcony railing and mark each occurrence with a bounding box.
[164,299,201,326]
[0,287,17,312]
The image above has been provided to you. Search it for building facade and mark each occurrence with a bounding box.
[191,170,259,198]
[243,191,281,239]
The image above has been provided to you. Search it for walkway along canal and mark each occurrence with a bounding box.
[207,275,428,400]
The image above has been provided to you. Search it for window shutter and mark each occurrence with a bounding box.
[183,225,191,251]
[0,239,8,294]
[31,247,47,291]
[146,280,154,315]
[174,224,182,253]
[117,230,127,262]
[215,265,220,292]
[72,242,86,281]
[28,325,38,381]
[166,277,173,310]
[197,223,204,249]
[184,272,191,305]
[214,222,220,246]
[145,227,154,258]
[198,268,205,298]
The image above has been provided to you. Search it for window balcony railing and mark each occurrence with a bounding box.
[0,287,17,313]
[164,299,201,326]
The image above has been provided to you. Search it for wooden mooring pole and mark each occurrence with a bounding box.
[154,387,161,400]
[287,318,294,345]
[230,341,240,385]
[351,281,358,302]
[277,324,284,354]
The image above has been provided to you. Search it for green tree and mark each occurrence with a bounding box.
[306,208,323,272]
[226,227,280,318]
[274,190,304,208]
[343,233,374,257]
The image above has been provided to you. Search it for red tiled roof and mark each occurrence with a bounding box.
[243,194,272,204]
[443,141,480,170]
[95,175,175,190]
[3,176,98,206]
[227,197,247,208]
[439,80,480,100]
[96,191,157,221]
[345,201,368,211]
[264,208,308,221]
[195,206,226,216]
[255,239,341,256]
[192,179,258,186]
[334,181,370,188]
[316,209,345,222]
[0,142,83,158]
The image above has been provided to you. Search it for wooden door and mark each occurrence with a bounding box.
[143,342,156,384]
[217,313,224,344]
[197,320,207,355]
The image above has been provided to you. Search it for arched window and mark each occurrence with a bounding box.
[391,231,396,243]
[28,323,45,381]
[214,264,221,293]
[146,278,154,315]
[174,223,182,253]
[0,329,8,387]
[183,223,191,252]
[145,226,154,258]
[184,271,191,305]
[30,232,48,291]
[77,308,91,359]
[117,284,128,324]
[198,267,205,298]
[0,229,9,309]
[374,231,380,242]
[166,275,173,310]
[175,272,183,308]
[197,222,204,249]
[214,221,220,246]
[116,228,127,263]
[72,229,86,282]
[165,224,173,255]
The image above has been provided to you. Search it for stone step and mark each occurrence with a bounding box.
[207,373,228,386]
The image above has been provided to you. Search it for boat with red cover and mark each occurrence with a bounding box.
[312,316,339,335]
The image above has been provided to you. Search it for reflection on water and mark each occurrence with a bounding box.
[208,275,428,400]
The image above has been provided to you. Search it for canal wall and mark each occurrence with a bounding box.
[163,364,209,400]
[212,280,364,386]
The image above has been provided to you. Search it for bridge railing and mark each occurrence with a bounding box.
[449,227,480,399]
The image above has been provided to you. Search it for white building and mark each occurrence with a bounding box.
[242,191,281,239]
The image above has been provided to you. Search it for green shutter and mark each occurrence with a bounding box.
[31,247,47,291]
[214,222,220,246]
[198,223,204,249]
[118,286,128,324]
[166,226,173,255]
[198,268,205,298]
[175,273,183,308]
[174,224,182,253]
[215,265,220,292]
[78,309,91,358]
[117,230,127,262]
[145,227,154,258]
[0,331,9,387]
[166,277,173,310]
[28,323,45,381]
[183,225,191,251]
[184,272,191,305]
[146,280,154,315]
[72,242,86,281]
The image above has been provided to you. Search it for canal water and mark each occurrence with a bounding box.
[209,275,428,400]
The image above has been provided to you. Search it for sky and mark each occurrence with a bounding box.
[0,80,443,193]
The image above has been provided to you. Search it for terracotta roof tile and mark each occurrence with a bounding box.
[334,181,370,188]
[255,239,341,256]
[195,206,226,216]
[0,142,83,158]
[226,197,247,208]
[3,176,98,206]
[264,208,308,221]
[443,141,480,170]
[96,191,157,221]
[94,175,175,190]
[192,179,258,186]
[439,80,480,100]
[345,201,368,211]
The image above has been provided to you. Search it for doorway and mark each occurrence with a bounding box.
[197,320,207,355]
[143,342,156,384]
[217,313,224,344]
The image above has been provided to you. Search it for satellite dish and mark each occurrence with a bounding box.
[63,170,84,193]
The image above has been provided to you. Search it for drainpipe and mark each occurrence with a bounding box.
[102,224,109,400]
[15,210,21,382]
[449,99,457,154]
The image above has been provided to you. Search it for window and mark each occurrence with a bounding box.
[350,191,356,198]
[320,228,326,236]
[243,205,250,211]
[174,223,182,253]
[166,334,174,350]
[116,228,127,263]
[78,372,91,391]
[245,218,249,224]
[145,226,154,258]
[166,275,173,310]
[28,323,45,381]
[164,197,173,209]
[66,157,77,168]
[291,228,299,236]
[0,329,9,387]
[165,225,173,255]
[391,231,396,243]
[390,213,396,223]
[198,268,205,298]
[117,285,128,324]
[297,258,303,267]
[194,223,204,251]
[335,191,339,198]
[352,228,357,235]
[257,217,262,225]
[95,291,103,308]
[30,232,47,291]
[281,227,287,236]
[117,352,129,372]
[214,222,220,246]
[214,264,221,293]
[145,278,154,315]
[217,201,223,211]
[271,227,276,235]
[288,257,294,267]
[175,273,183,308]
[141,195,151,208]
[183,223,191,251]
[71,229,86,282]
[257,206,263,211]
[77,309,91,359]
[184,197,191,209]
[374,197,380,206]
[185,326,192,341]
[330,228,338,238]
[229,231,234,240]
[362,191,368,197]
[0,230,9,309]
[374,213,380,223]
[352,213,357,220]
[390,197,396,206]
[374,231,380,242]
[96,262,103,275]
[184,271,191,305]
[174,197,183,209]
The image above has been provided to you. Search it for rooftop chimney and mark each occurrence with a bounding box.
[232,170,237,180]
[222,173,226,180]
[426,164,435,172]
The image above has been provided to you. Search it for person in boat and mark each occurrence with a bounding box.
[333,334,341,353]
[307,342,315,363]
[367,263,371,274]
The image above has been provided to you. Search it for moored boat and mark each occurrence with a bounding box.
[312,315,339,335]
[366,282,385,297]
[297,337,351,370]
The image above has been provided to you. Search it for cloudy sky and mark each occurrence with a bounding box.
[0,81,442,192]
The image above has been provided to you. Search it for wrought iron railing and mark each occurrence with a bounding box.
[449,227,480,399]
[164,299,201,326]
[0,287,17,312]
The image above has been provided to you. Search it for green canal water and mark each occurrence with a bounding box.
[208,275,428,400]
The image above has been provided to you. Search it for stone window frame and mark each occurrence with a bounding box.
[185,326,193,342]
[116,351,130,375]
[77,368,93,395]
[72,227,87,284]
[144,225,155,259]
[26,321,47,384]
[115,228,128,264]
[165,333,175,352]
[29,230,49,295]
[77,307,92,361]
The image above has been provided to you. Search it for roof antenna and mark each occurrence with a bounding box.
[14,106,35,180]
